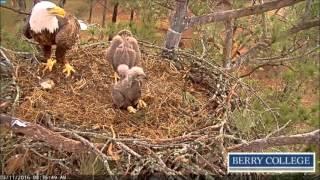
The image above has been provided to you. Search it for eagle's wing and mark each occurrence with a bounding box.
[55,14,80,48]
[23,17,32,39]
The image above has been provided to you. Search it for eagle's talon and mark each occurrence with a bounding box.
[127,106,137,113]
[63,63,75,77]
[137,99,147,109]
[43,58,56,73]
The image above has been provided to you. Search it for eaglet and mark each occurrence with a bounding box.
[111,66,147,113]
[105,30,141,82]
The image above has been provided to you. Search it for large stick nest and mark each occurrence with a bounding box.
[1,42,245,176]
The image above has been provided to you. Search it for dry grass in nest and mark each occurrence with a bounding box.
[11,46,212,139]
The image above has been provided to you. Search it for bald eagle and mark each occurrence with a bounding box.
[24,1,80,77]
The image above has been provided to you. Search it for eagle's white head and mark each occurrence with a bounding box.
[29,1,66,33]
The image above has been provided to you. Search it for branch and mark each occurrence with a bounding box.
[287,17,320,34]
[256,45,319,64]
[0,114,87,153]
[231,26,320,69]
[239,63,290,78]
[0,5,30,15]
[187,0,304,29]
[227,129,320,152]
[152,1,174,10]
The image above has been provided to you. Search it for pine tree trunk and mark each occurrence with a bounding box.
[102,0,107,27]
[259,0,268,39]
[164,0,188,50]
[17,0,26,11]
[88,0,94,23]
[112,2,119,23]
[223,19,234,69]
[222,1,233,69]
[130,9,134,22]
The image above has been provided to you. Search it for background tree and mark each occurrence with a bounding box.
[102,0,107,27]
[88,0,94,23]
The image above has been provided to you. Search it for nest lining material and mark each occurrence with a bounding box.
[9,45,215,139]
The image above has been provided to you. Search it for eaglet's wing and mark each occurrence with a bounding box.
[127,37,141,66]
[111,86,127,108]
[106,35,123,66]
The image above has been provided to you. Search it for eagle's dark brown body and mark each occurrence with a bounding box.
[24,14,80,63]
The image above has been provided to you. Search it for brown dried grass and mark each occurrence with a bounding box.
[12,46,212,139]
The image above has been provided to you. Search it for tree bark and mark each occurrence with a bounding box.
[223,19,234,68]
[11,0,17,8]
[227,129,320,152]
[187,0,305,29]
[0,114,87,153]
[112,2,119,23]
[301,0,313,21]
[130,9,134,23]
[221,0,234,69]
[287,17,320,34]
[88,0,94,23]
[259,0,268,38]
[164,0,188,50]
[17,0,26,11]
[102,0,107,27]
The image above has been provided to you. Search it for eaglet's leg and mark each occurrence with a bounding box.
[113,72,120,83]
[42,45,56,73]
[56,46,75,77]
[137,99,147,109]
[127,106,137,113]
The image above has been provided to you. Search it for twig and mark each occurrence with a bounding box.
[117,142,141,158]
[29,148,66,162]
[266,120,292,138]
[56,127,114,176]
[0,5,30,15]
[0,49,21,110]
[256,46,320,64]
[0,46,33,55]
[200,34,207,59]
[189,147,224,175]
[0,49,14,68]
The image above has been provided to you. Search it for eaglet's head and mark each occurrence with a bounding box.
[117,64,130,78]
[30,1,66,33]
[127,66,147,84]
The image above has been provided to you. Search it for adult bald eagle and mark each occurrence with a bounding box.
[24,1,80,77]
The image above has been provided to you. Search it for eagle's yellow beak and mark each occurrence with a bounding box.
[47,6,65,17]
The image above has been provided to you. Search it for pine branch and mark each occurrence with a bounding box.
[187,0,304,29]
[0,4,30,15]
[227,129,320,152]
